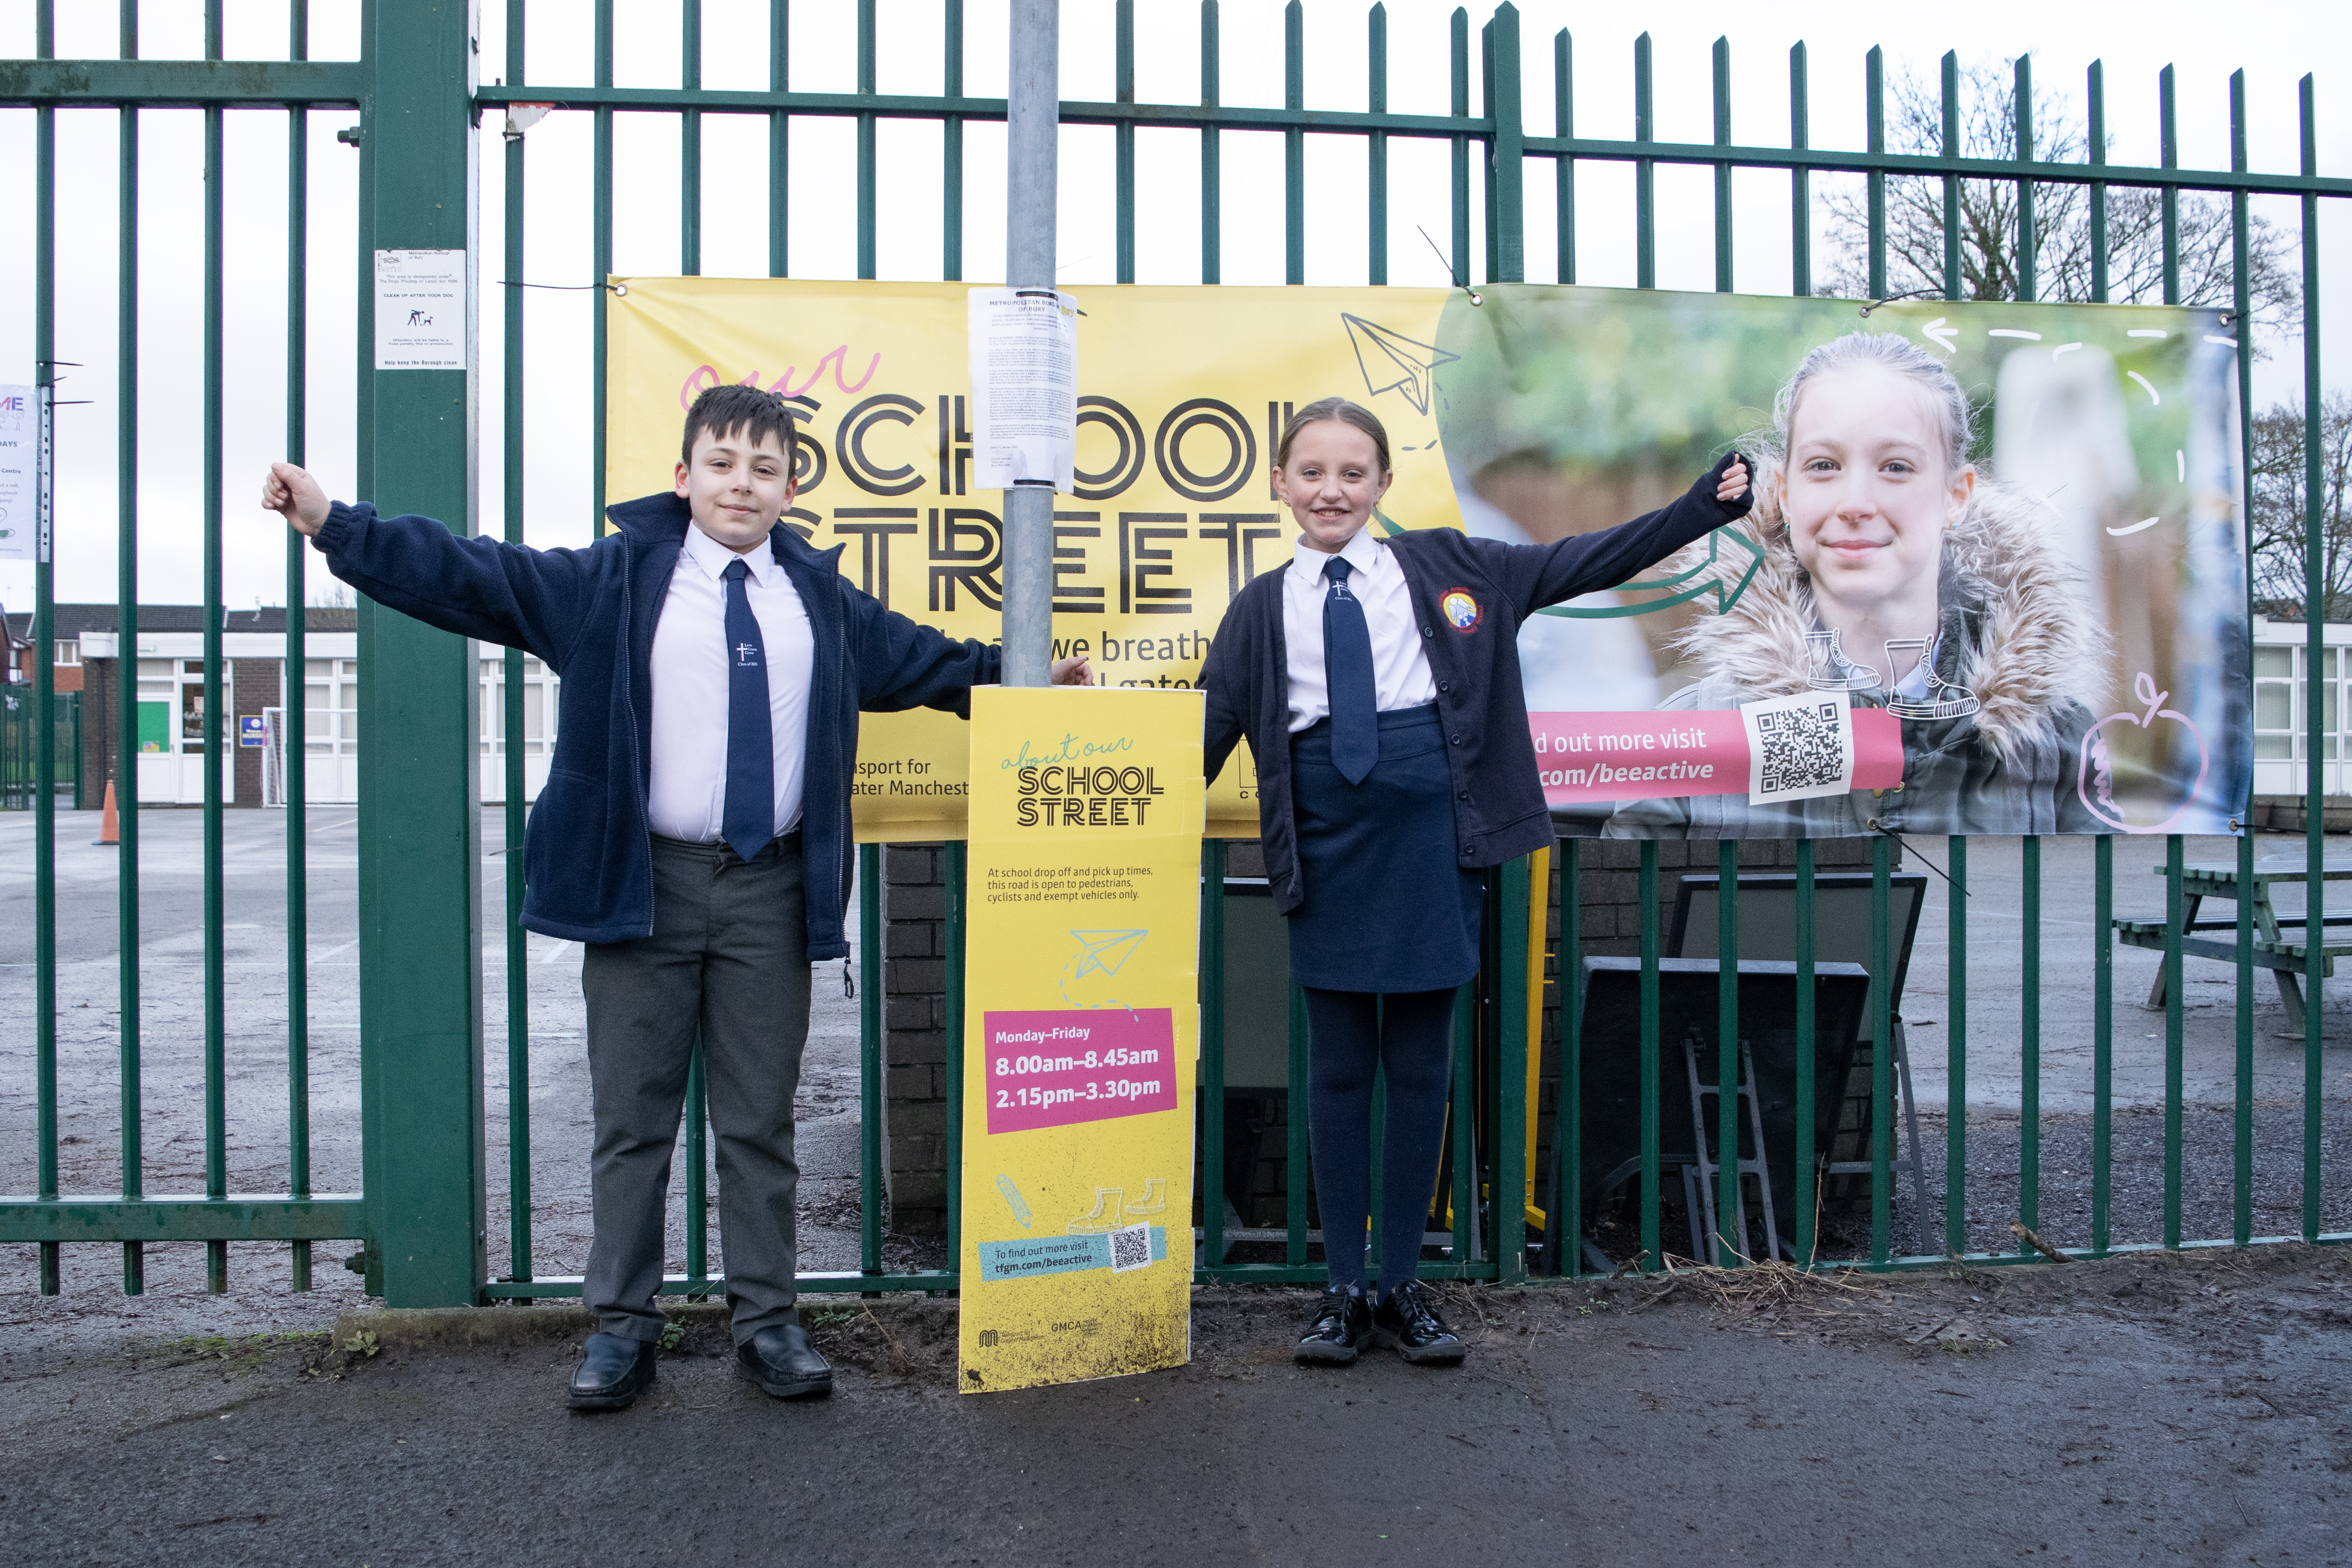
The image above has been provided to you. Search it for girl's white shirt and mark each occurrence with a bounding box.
[1280,526,1439,734]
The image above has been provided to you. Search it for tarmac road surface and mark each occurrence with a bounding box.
[7,1245,2349,1567]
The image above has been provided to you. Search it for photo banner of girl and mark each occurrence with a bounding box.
[604,278,2249,840]
[1436,287,2250,838]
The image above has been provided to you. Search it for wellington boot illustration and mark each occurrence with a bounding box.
[1067,1187,1125,1234]
[1805,628,1878,692]
[1121,1177,1168,1217]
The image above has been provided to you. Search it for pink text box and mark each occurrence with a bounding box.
[983,1008,1178,1135]
[1528,708,1903,805]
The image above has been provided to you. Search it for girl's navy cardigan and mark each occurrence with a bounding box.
[1200,453,1752,915]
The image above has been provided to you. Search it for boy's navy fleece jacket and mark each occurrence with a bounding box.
[1200,452,1752,915]
[310,491,1000,959]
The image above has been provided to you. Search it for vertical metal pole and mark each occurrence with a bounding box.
[999,0,1059,687]
[1284,2,1303,286]
[1787,42,1808,298]
[1794,840,1817,1266]
[1715,840,1739,1266]
[1497,857,1530,1283]
[1865,46,1885,300]
[1632,32,1653,289]
[1112,0,1130,284]
[2229,70,2256,1252]
[1555,30,1574,286]
[2021,834,2041,1252]
[115,0,143,1298]
[1201,840,1228,1270]
[1869,833,1890,1267]
[2087,61,2108,304]
[203,1,230,1296]
[2165,836,2185,1248]
[1450,981,1476,1262]
[1710,37,1731,294]
[2014,57,2035,302]
[1199,0,1220,286]
[32,0,59,1299]
[2094,834,2112,1255]
[860,843,883,1276]
[1368,6,1388,286]
[1485,7,1523,286]
[1943,54,1961,300]
[2161,67,2181,308]
[286,0,313,1294]
[2298,75,2323,1246]
[945,0,965,281]
[501,0,532,1290]
[770,0,789,277]
[945,840,967,1276]
[1637,839,1658,1268]
[1948,836,1968,1257]
[682,0,710,1289]
[856,0,876,281]
[1450,9,1469,286]
[1557,838,1582,1273]
[592,0,613,523]
[358,0,489,1308]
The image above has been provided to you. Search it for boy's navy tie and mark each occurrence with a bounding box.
[1322,555,1378,785]
[721,557,775,862]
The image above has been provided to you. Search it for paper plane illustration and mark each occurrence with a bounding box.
[1067,929,1148,980]
[1342,314,1460,417]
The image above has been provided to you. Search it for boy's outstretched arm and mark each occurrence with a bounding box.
[264,461,590,667]
[846,585,1091,714]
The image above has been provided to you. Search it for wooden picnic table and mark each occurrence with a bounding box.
[2115,855,2352,1034]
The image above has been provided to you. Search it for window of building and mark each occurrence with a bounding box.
[2252,644,2339,763]
[52,640,78,665]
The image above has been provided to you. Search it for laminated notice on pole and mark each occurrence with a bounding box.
[969,288,1078,491]
[0,385,30,562]
[374,249,467,370]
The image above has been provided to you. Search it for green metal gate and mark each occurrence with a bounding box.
[3,1,2346,1308]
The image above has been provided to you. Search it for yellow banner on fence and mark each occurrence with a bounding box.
[956,685,1205,1393]
[604,277,1461,838]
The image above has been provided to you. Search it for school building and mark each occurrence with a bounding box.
[6,605,560,807]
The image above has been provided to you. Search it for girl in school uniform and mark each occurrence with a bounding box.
[1200,398,1751,1367]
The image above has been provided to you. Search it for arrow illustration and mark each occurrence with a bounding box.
[1921,317,1958,354]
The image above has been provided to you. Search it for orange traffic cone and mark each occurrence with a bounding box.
[94,778,118,845]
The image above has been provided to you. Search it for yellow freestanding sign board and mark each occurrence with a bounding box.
[958,686,1205,1393]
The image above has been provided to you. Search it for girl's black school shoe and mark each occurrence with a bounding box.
[1295,1285,1373,1365]
[1372,1280,1466,1366]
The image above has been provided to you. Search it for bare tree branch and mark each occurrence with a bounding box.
[1819,61,2297,345]
[2250,393,2352,622]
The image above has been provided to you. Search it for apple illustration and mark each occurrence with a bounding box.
[2077,671,2211,834]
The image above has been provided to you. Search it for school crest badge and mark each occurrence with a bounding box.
[1441,589,1482,632]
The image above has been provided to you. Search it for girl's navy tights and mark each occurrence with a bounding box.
[1301,985,1458,1297]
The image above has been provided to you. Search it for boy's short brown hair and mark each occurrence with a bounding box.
[680,383,799,468]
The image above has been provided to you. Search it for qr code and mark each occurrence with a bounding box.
[1754,700,1847,796]
[1108,1222,1153,1274]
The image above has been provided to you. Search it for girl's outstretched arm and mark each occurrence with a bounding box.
[1495,450,1754,617]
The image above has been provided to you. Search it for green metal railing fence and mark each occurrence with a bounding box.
[3,0,2346,1308]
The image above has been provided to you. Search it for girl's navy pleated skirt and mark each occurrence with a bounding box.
[1285,704,1483,995]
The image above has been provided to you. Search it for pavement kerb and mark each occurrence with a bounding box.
[326,1296,958,1357]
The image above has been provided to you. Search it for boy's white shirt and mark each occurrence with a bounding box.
[646,522,817,844]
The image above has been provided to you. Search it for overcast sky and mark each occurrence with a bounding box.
[0,0,2346,612]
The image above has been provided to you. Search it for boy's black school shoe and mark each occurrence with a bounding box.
[1371,1280,1466,1366]
[1295,1284,1373,1366]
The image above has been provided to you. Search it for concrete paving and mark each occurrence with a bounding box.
[4,1245,2347,1568]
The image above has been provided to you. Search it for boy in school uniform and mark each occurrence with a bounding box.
[263,384,1086,1410]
